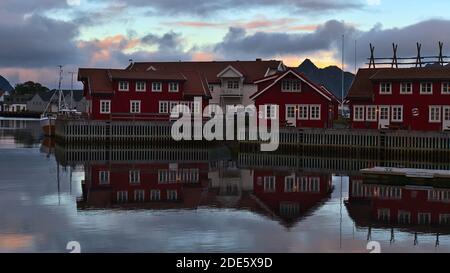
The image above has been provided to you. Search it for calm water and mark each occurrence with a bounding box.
[1,119,450,253]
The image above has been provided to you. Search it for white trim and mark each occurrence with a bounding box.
[309,105,321,120]
[353,105,365,121]
[169,82,179,92]
[264,104,277,120]
[254,74,279,84]
[159,101,169,114]
[379,82,392,94]
[152,82,162,92]
[216,65,244,78]
[130,100,141,114]
[100,100,111,114]
[135,81,146,92]
[429,105,442,123]
[297,104,309,120]
[420,82,433,95]
[99,171,110,185]
[400,82,412,94]
[366,105,377,121]
[281,79,302,92]
[118,81,129,92]
[442,82,450,94]
[285,104,297,120]
[129,170,141,184]
[146,66,157,71]
[379,105,390,121]
[251,70,332,101]
[391,105,403,122]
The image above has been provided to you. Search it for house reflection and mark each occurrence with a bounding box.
[70,144,333,228]
[346,176,450,236]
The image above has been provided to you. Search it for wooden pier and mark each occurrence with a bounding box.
[55,118,450,152]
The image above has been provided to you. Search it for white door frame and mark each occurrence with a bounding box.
[379,105,390,129]
[443,106,450,131]
[285,104,297,127]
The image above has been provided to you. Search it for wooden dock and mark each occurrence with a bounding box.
[361,167,450,179]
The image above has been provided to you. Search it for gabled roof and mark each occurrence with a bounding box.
[109,70,186,81]
[127,60,283,84]
[78,68,113,94]
[250,69,333,101]
[216,65,244,78]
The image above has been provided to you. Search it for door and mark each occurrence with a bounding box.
[285,105,297,127]
[379,106,390,129]
[443,106,450,131]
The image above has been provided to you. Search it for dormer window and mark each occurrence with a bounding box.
[379,82,392,94]
[169,82,179,92]
[420,82,433,94]
[118,81,129,91]
[226,80,240,90]
[136,81,146,92]
[442,82,450,94]
[400,82,412,94]
[152,82,162,92]
[281,80,301,92]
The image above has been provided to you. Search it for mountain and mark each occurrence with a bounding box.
[296,59,355,99]
[0,75,13,92]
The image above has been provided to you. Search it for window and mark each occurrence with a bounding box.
[134,190,145,202]
[366,106,377,121]
[439,214,450,225]
[380,82,392,94]
[152,82,162,92]
[379,106,389,120]
[150,190,161,201]
[429,106,441,123]
[226,80,240,89]
[167,190,178,200]
[309,105,321,120]
[442,82,450,94]
[99,171,110,185]
[169,82,179,92]
[117,191,128,203]
[264,176,276,192]
[158,170,168,183]
[400,82,412,94]
[418,213,431,225]
[298,105,308,120]
[100,100,111,114]
[420,82,433,94]
[391,106,403,122]
[377,209,390,222]
[129,170,140,184]
[136,81,146,92]
[444,107,450,122]
[285,105,296,119]
[398,211,411,224]
[264,105,277,120]
[281,80,301,92]
[284,176,298,193]
[130,100,141,114]
[118,81,129,91]
[353,106,365,121]
[159,101,169,114]
[192,101,201,114]
[279,202,300,217]
[209,85,214,92]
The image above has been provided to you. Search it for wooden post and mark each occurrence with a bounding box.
[369,43,376,68]
[415,43,422,68]
[392,43,398,68]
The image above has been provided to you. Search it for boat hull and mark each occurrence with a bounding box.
[40,116,56,136]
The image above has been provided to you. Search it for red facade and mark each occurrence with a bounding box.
[251,69,339,128]
[347,67,450,131]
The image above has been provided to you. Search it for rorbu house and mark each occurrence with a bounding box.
[251,69,340,128]
[347,52,450,131]
[78,60,286,121]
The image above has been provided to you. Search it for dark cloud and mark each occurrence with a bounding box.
[93,0,362,15]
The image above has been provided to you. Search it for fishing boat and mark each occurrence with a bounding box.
[40,66,79,136]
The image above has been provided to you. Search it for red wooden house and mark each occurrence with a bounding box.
[251,69,340,128]
[347,67,450,131]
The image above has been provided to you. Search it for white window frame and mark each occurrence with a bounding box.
[263,176,276,193]
[129,170,141,184]
[152,82,162,92]
[366,105,377,121]
[442,82,450,94]
[391,105,403,122]
[285,105,296,120]
[264,105,277,120]
[117,191,128,203]
[400,82,412,94]
[298,104,309,120]
[100,100,111,114]
[418,212,431,225]
[379,82,392,94]
[429,106,442,123]
[353,105,365,121]
[169,82,179,92]
[134,190,145,202]
[420,82,433,94]
[159,101,169,114]
[281,79,301,92]
[130,100,141,114]
[99,171,110,185]
[284,176,298,193]
[226,80,240,90]
[309,105,321,120]
[136,81,146,92]
[118,81,129,91]
[150,190,161,201]
[167,190,178,200]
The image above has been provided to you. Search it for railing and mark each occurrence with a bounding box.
[221,88,243,96]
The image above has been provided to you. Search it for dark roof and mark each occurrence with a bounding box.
[36,90,84,102]
[128,60,283,83]
[78,68,113,94]
[347,66,450,100]
[108,69,186,81]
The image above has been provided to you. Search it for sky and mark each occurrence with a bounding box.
[1,0,450,89]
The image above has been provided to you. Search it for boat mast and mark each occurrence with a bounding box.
[68,71,76,110]
[58,65,63,112]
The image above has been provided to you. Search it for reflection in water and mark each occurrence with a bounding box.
[2,120,450,252]
[0,118,42,148]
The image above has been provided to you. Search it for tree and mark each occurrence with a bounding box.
[14,81,49,95]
